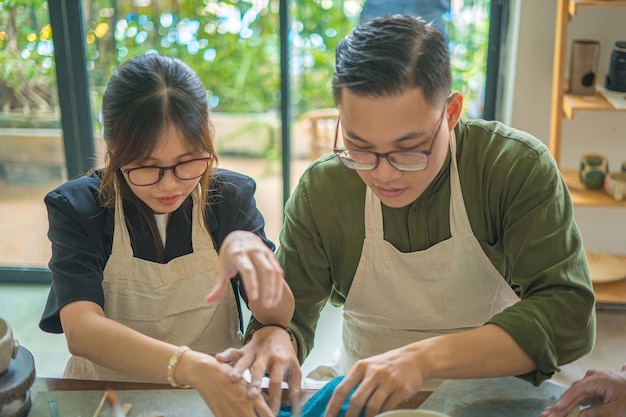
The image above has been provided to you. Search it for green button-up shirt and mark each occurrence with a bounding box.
[249,118,595,385]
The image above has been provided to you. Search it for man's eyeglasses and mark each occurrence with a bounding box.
[121,157,212,186]
[333,106,447,172]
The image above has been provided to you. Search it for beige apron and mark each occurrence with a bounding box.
[308,131,520,386]
[64,186,242,381]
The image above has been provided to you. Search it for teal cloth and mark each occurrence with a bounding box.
[278,376,364,417]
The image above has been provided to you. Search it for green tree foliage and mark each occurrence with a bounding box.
[0,0,489,127]
[0,0,57,126]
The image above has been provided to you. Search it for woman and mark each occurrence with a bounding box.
[39,54,296,417]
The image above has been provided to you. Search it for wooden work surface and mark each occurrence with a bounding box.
[29,377,432,415]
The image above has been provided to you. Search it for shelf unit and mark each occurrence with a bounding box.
[549,0,626,307]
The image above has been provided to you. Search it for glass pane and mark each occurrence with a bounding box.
[0,1,492,268]
[0,1,62,268]
[447,0,491,119]
[290,0,491,190]
[85,0,284,242]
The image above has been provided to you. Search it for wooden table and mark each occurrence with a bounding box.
[29,377,432,413]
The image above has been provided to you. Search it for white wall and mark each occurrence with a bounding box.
[509,0,626,254]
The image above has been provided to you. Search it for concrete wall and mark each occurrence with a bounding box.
[508,0,626,254]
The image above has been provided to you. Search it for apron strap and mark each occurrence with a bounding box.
[448,130,473,236]
[190,185,214,251]
[364,187,384,239]
[111,179,133,256]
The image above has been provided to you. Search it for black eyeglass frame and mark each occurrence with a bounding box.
[333,105,447,172]
[120,156,213,186]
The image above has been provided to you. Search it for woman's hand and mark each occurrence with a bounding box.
[206,231,284,308]
[216,326,303,415]
[176,349,276,417]
[540,364,626,417]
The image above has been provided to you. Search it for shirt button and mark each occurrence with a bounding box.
[413,203,421,212]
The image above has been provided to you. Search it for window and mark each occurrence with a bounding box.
[0,0,504,282]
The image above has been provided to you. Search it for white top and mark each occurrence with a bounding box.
[154,213,170,247]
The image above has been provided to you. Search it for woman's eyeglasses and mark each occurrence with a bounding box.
[333,106,446,172]
[120,157,212,186]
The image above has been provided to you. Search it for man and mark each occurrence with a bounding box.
[222,14,596,417]
[541,364,626,417]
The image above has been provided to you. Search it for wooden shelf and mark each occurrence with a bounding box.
[562,92,622,119]
[551,0,626,306]
[550,0,626,164]
[561,169,626,207]
[569,0,626,16]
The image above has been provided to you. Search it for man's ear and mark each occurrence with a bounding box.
[446,91,463,130]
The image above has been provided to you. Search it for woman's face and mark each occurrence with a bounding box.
[121,125,209,214]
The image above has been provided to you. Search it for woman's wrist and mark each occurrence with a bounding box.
[167,345,191,388]
[171,348,218,388]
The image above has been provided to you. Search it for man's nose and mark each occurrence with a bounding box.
[371,156,402,181]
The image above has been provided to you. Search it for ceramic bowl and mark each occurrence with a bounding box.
[376,410,451,417]
[604,172,626,201]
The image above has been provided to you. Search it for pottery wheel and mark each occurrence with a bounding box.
[0,346,35,417]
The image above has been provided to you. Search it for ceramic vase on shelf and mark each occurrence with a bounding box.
[569,39,601,96]
[579,154,608,189]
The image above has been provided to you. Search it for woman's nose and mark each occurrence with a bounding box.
[158,167,182,187]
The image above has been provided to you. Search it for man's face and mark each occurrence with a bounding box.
[337,88,452,208]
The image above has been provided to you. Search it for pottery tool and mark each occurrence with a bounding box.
[121,402,133,415]
[105,389,126,417]
[48,399,60,417]
[92,391,108,417]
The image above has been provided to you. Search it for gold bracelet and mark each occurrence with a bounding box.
[167,345,191,388]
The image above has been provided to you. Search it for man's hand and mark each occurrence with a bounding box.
[325,345,426,417]
[216,326,302,415]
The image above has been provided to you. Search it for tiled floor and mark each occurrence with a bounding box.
[1,156,625,387]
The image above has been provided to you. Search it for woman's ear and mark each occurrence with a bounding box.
[445,91,463,130]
